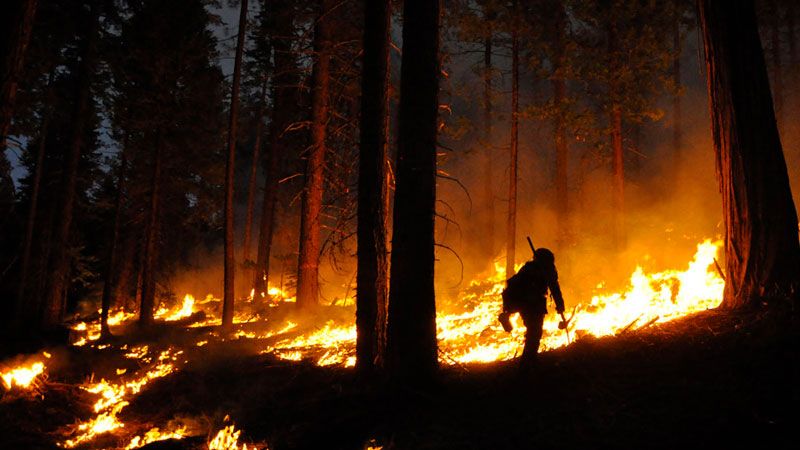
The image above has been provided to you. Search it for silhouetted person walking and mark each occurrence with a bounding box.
[500,247,565,372]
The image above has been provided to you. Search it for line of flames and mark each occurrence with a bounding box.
[2,238,724,449]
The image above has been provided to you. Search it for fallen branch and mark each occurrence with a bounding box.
[617,315,642,335]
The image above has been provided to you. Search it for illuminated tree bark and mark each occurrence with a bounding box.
[386,0,440,381]
[296,0,333,310]
[222,0,249,328]
[356,0,390,372]
[698,0,800,308]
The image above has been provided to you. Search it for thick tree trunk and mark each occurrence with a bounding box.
[698,0,800,308]
[139,132,163,325]
[482,10,494,259]
[100,139,128,337]
[673,20,682,166]
[386,0,440,381]
[222,0,248,328]
[506,8,519,277]
[0,0,38,204]
[296,0,333,310]
[42,3,98,330]
[242,78,268,265]
[356,0,390,372]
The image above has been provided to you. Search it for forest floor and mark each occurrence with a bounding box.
[1,305,797,450]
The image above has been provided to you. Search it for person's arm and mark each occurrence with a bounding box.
[549,268,565,313]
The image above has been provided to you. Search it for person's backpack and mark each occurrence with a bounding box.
[501,264,532,313]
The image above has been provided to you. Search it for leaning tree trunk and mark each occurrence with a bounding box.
[100,138,128,337]
[698,0,800,308]
[139,132,163,325]
[296,0,333,310]
[0,0,38,204]
[506,5,519,277]
[482,8,495,259]
[356,0,390,372]
[222,0,249,328]
[42,3,98,330]
[386,0,440,382]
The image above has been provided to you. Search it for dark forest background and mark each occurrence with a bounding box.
[1,0,799,335]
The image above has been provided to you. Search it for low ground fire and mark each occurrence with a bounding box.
[0,238,726,449]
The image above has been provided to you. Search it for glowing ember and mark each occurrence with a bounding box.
[1,361,46,390]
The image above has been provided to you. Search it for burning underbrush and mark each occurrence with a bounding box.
[0,238,726,449]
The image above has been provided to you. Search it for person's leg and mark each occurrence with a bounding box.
[520,313,545,372]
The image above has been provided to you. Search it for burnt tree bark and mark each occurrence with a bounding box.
[222,0,249,328]
[356,0,390,372]
[100,138,128,337]
[42,3,99,330]
[506,2,519,277]
[0,0,38,207]
[698,0,800,308]
[386,0,440,381]
[296,0,333,310]
[139,132,163,325]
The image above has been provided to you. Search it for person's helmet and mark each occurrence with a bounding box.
[534,248,555,265]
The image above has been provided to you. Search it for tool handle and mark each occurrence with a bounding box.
[526,236,535,255]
